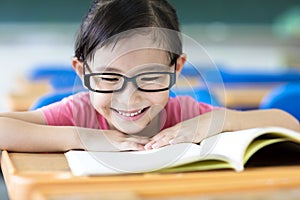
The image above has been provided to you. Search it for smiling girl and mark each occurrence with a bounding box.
[0,0,299,152]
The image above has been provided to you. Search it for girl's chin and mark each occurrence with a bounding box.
[116,126,145,135]
[113,116,149,135]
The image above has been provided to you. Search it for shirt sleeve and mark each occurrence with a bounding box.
[39,92,101,129]
[40,95,77,126]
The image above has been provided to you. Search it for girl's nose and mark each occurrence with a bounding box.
[115,82,141,103]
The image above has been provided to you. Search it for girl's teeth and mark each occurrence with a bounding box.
[117,109,143,117]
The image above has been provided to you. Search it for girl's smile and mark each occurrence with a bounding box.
[111,106,150,121]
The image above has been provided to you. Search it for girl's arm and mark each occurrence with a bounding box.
[145,109,300,150]
[0,116,79,152]
[0,111,150,152]
[225,108,300,132]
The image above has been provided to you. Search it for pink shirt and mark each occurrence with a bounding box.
[41,92,217,130]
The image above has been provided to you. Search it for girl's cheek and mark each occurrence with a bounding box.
[150,91,169,104]
[89,93,112,109]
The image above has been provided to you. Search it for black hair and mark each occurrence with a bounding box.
[74,0,182,65]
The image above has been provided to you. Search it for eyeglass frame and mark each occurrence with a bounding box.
[83,60,177,93]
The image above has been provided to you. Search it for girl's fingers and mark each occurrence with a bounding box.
[168,136,184,145]
[151,133,165,141]
[153,136,173,149]
[144,140,156,150]
[131,143,147,151]
[151,126,175,141]
[120,141,148,151]
[144,134,165,150]
[145,134,175,150]
[144,128,178,150]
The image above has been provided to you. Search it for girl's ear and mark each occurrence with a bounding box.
[72,57,84,77]
[175,54,187,76]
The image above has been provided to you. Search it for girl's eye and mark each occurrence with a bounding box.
[100,77,120,82]
[141,77,158,81]
[141,76,163,82]
[93,75,122,85]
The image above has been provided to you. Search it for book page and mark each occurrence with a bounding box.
[65,143,202,176]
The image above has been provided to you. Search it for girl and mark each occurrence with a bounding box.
[0,0,299,152]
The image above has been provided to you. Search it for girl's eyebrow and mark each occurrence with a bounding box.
[94,66,122,72]
[93,64,171,73]
[135,65,172,72]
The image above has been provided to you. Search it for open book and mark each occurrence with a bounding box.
[65,127,300,176]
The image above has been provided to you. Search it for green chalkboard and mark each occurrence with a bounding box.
[0,0,299,24]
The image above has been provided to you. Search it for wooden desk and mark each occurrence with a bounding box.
[2,151,300,200]
[7,78,51,111]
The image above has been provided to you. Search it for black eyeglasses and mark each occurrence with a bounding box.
[83,61,177,93]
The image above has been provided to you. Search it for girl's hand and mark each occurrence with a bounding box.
[144,110,228,150]
[144,117,211,150]
[78,129,151,152]
[104,130,151,151]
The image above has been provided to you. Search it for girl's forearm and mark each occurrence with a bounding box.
[0,117,127,152]
[225,109,300,132]
[0,117,81,152]
[199,109,300,141]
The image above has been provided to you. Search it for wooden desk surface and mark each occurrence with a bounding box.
[2,150,300,200]
[212,83,281,109]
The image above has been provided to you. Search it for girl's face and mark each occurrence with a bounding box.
[73,38,185,135]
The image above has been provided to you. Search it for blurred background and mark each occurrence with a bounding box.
[0,0,300,199]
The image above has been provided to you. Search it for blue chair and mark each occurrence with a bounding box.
[204,67,300,84]
[27,64,87,110]
[27,64,74,81]
[259,83,300,121]
[27,65,84,90]
[30,90,75,110]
